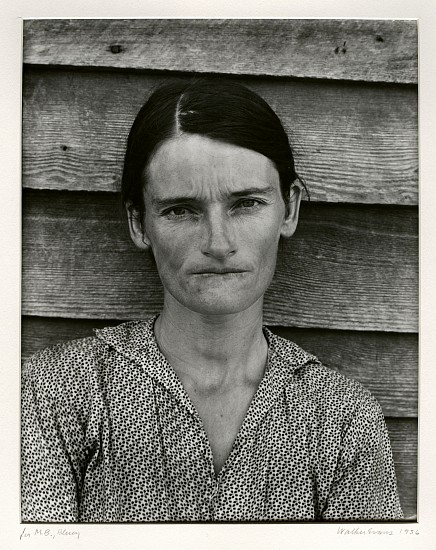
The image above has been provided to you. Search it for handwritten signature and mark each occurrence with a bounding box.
[337,527,419,536]
[20,527,80,540]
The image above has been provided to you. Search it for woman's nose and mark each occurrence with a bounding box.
[200,210,237,259]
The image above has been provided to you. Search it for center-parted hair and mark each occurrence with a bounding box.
[121,79,306,219]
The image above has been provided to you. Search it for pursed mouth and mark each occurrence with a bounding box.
[192,269,248,275]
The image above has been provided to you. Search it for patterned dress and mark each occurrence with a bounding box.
[21,317,403,522]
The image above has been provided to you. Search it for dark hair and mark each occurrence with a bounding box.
[121,79,307,219]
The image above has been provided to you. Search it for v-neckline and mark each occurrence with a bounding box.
[94,316,315,479]
[144,321,290,480]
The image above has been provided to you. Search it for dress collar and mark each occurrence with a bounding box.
[94,316,319,420]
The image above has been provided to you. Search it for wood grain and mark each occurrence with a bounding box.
[21,317,418,418]
[22,68,418,205]
[22,190,418,332]
[386,419,417,520]
[23,19,417,84]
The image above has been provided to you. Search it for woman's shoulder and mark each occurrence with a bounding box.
[22,319,155,388]
[267,329,379,416]
[24,333,101,370]
[296,360,380,418]
[22,334,104,396]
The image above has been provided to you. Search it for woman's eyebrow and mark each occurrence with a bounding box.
[151,186,276,208]
[229,186,276,197]
[151,196,202,208]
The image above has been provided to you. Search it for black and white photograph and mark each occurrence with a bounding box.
[20,18,418,526]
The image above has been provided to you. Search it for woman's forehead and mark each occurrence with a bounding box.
[145,135,280,199]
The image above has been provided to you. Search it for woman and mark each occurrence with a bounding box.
[21,79,403,521]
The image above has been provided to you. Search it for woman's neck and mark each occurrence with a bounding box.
[153,296,268,390]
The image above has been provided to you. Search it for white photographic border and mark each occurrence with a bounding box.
[2,1,434,549]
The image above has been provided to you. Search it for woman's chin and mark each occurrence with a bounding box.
[180,292,264,317]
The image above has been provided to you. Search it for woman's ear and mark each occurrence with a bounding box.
[126,202,151,250]
[280,181,303,238]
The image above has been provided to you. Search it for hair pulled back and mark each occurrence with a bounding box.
[121,79,306,218]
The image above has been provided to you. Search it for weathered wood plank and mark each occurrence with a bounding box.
[23,19,418,84]
[386,419,417,520]
[22,190,418,332]
[20,317,418,418]
[22,68,418,205]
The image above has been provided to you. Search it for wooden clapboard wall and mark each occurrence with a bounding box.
[22,19,418,520]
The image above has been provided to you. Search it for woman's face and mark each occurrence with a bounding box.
[130,134,301,316]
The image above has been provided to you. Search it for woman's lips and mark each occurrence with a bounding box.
[191,268,248,275]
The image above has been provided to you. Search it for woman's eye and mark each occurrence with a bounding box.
[162,206,198,221]
[236,199,260,209]
[169,207,189,216]
[165,206,191,218]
